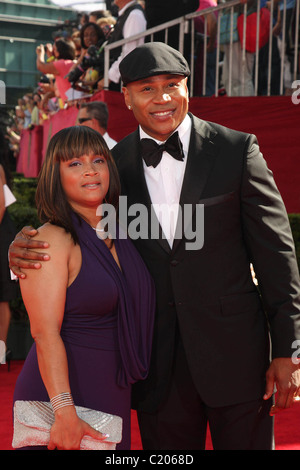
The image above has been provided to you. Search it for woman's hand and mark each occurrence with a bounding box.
[48,406,109,450]
[45,43,53,58]
[36,44,45,57]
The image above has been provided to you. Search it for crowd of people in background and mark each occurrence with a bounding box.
[4,0,299,158]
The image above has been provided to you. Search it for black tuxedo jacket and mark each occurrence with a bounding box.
[112,113,300,413]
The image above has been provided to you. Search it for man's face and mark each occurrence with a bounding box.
[123,74,189,141]
[77,108,102,135]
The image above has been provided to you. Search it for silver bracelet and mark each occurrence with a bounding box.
[50,392,74,413]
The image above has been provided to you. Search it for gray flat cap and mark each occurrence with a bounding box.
[119,42,190,86]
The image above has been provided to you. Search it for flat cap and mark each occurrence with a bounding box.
[119,42,190,86]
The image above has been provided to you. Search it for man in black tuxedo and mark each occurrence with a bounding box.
[8,43,300,450]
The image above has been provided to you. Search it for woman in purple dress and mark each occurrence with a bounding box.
[13,126,155,450]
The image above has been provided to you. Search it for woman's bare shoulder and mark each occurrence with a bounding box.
[35,222,74,253]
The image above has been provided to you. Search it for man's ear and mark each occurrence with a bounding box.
[122,86,131,110]
[184,77,189,102]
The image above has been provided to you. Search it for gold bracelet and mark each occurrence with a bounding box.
[50,392,74,413]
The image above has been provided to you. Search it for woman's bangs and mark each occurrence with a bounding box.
[54,128,108,162]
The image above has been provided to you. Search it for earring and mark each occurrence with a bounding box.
[128,105,132,110]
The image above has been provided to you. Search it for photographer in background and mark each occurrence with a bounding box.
[67,22,106,91]
[67,2,146,93]
[36,38,76,106]
[96,0,146,91]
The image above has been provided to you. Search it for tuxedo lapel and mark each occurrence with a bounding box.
[172,114,219,253]
[120,129,151,208]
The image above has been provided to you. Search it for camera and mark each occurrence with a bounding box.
[66,44,105,86]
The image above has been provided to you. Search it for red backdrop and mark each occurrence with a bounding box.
[17,92,300,213]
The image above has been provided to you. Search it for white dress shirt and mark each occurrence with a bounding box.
[103,132,117,149]
[108,1,146,84]
[140,114,192,247]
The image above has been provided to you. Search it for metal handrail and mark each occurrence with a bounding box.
[103,0,242,90]
[102,0,299,97]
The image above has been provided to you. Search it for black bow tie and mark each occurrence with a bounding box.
[140,131,184,168]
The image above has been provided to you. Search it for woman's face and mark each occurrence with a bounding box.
[59,153,110,213]
[83,26,99,47]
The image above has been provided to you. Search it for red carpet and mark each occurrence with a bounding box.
[1,361,299,450]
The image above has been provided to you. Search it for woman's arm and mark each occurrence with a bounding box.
[36,45,58,76]
[19,223,107,449]
[20,224,70,395]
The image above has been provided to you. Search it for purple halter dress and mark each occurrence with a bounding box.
[13,213,155,450]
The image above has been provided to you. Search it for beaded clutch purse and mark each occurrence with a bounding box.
[12,400,122,450]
